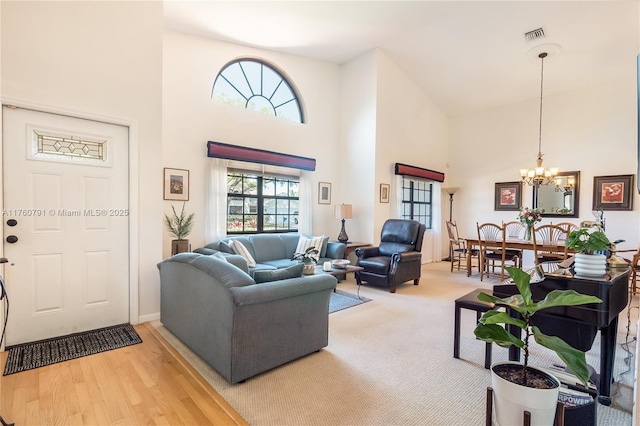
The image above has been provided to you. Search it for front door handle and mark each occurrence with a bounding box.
[6,235,18,244]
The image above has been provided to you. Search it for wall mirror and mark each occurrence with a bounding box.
[532,171,580,218]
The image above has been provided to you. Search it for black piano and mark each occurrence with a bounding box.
[493,268,629,405]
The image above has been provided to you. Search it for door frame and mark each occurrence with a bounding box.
[0,98,139,350]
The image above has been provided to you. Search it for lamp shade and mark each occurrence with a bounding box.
[335,203,353,220]
[443,187,460,196]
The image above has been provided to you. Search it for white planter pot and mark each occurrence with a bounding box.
[491,361,560,426]
[302,264,316,275]
[574,253,607,278]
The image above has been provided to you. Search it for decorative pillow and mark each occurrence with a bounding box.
[231,240,257,267]
[218,240,234,254]
[209,251,228,262]
[253,263,304,283]
[319,235,330,258]
[295,236,324,261]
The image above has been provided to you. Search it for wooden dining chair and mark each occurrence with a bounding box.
[502,221,525,268]
[446,220,479,273]
[476,222,519,282]
[552,222,579,241]
[532,224,570,272]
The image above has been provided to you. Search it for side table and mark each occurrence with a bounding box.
[341,242,371,259]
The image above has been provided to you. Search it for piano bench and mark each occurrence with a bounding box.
[454,289,495,369]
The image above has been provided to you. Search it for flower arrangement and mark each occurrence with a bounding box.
[517,207,543,227]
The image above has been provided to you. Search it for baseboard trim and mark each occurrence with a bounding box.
[138,312,160,324]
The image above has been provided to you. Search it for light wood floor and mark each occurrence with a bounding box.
[0,323,248,425]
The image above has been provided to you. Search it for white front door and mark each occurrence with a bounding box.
[2,106,130,345]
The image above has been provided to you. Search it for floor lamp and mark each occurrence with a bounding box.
[442,187,459,261]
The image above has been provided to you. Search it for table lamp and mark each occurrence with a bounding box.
[335,203,353,243]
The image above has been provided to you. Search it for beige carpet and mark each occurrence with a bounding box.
[152,262,637,425]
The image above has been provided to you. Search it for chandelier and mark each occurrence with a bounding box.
[520,52,559,187]
[554,175,575,193]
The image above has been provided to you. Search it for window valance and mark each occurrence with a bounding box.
[394,163,445,182]
[207,141,316,171]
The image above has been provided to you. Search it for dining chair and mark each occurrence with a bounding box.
[502,221,525,268]
[613,244,639,295]
[532,224,570,272]
[446,220,479,273]
[476,222,519,282]
[552,222,579,240]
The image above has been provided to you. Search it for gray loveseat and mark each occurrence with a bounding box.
[194,233,346,275]
[158,252,337,384]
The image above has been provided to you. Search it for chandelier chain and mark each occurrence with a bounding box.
[538,53,544,156]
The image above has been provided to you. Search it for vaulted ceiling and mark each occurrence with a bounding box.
[165,1,639,117]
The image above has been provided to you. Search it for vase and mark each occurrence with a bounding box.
[525,225,533,241]
[303,263,316,275]
[574,253,607,278]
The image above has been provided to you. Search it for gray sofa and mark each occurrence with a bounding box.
[194,233,346,275]
[158,252,337,384]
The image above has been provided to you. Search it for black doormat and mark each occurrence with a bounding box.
[3,323,142,375]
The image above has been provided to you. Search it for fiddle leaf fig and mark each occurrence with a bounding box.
[474,266,602,387]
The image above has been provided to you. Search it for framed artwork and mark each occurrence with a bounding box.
[318,182,331,204]
[494,181,522,211]
[380,183,390,203]
[592,174,634,211]
[164,168,189,201]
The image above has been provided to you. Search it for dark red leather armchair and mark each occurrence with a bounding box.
[355,219,426,293]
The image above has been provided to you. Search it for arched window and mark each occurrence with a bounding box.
[212,59,304,123]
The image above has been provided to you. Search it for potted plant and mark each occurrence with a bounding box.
[475,266,602,425]
[292,246,319,275]
[565,226,610,278]
[164,202,195,255]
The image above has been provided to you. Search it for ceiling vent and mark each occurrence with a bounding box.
[525,27,546,42]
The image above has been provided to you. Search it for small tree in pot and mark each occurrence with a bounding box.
[474,266,602,425]
[164,203,195,255]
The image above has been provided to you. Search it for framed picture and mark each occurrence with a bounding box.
[318,182,331,204]
[380,183,390,203]
[494,181,522,211]
[593,174,634,211]
[163,168,189,201]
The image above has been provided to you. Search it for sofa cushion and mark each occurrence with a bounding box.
[231,240,257,267]
[319,235,330,258]
[219,240,235,254]
[253,263,305,283]
[261,259,300,269]
[209,252,228,262]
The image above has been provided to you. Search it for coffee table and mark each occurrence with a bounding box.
[313,264,364,291]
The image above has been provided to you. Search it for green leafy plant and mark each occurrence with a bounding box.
[164,203,195,240]
[565,228,610,254]
[291,246,319,264]
[474,267,602,387]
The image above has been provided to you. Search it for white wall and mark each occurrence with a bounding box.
[162,31,343,256]
[449,77,639,253]
[1,1,164,319]
[376,50,449,261]
[339,51,378,245]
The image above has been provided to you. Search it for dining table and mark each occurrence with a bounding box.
[464,238,571,277]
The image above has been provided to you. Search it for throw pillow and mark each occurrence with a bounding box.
[253,263,305,283]
[209,251,228,262]
[231,240,257,268]
[218,240,234,254]
[319,235,330,258]
[295,235,324,262]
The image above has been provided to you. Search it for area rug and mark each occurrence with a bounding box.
[3,323,142,375]
[329,289,371,314]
